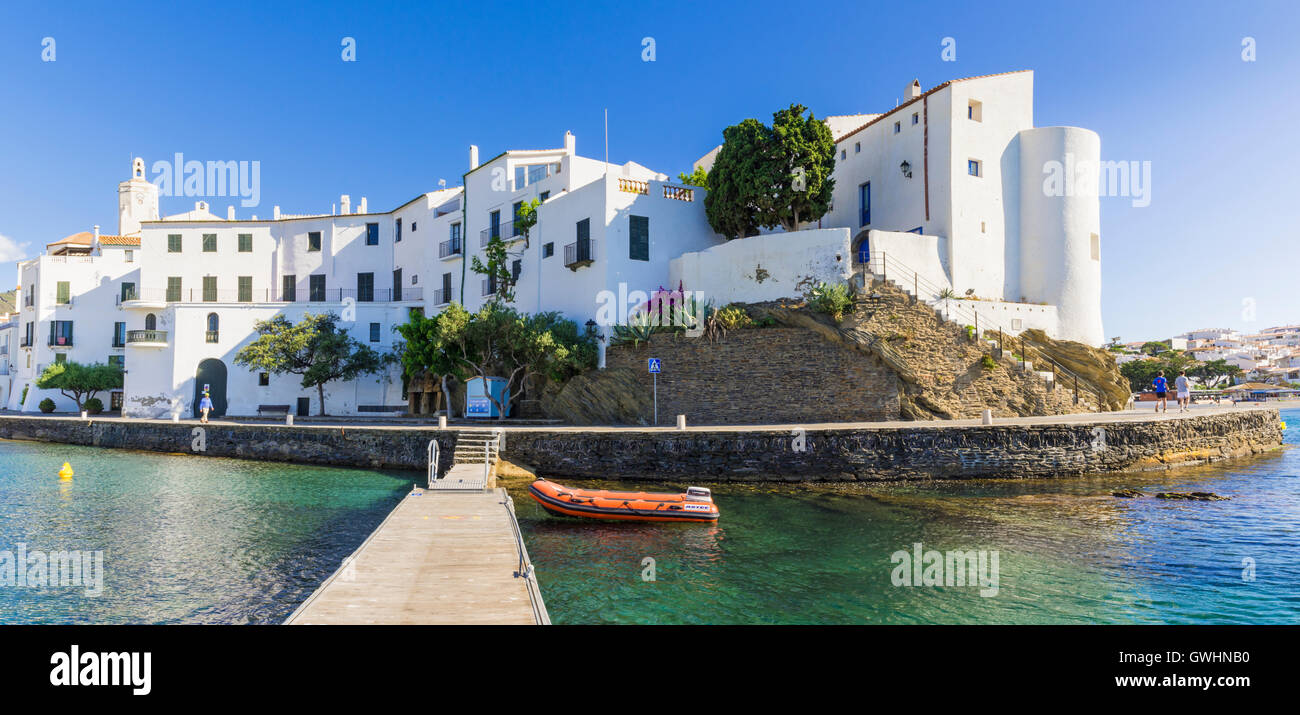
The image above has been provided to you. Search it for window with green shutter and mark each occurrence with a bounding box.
[238,233,252,252]
[238,276,252,302]
[168,234,182,253]
[203,276,217,302]
[202,234,217,252]
[56,281,70,304]
[308,232,322,252]
[166,277,182,302]
[629,215,649,261]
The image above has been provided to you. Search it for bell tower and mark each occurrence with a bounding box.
[118,157,159,236]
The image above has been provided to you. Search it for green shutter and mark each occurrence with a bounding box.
[168,234,182,252]
[56,281,70,304]
[167,277,182,302]
[238,234,252,252]
[629,216,649,261]
[203,276,217,302]
[203,234,217,252]
[238,276,252,302]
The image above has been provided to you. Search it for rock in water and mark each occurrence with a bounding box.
[1111,489,1145,498]
[1154,492,1229,501]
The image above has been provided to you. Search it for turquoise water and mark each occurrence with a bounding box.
[515,408,1300,624]
[1,411,1296,624]
[0,441,413,624]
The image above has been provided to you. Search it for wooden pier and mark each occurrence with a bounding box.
[285,487,548,625]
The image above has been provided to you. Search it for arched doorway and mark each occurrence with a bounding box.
[854,232,870,266]
[194,358,228,418]
[145,313,157,330]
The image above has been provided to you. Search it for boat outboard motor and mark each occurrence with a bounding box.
[684,487,713,503]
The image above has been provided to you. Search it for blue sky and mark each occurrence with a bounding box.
[1,0,1296,341]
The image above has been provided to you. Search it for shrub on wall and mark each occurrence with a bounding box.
[805,281,854,322]
[38,398,56,413]
[84,397,104,414]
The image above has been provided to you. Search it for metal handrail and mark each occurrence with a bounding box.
[427,439,439,488]
[501,490,550,625]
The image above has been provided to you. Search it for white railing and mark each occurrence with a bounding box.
[427,439,439,489]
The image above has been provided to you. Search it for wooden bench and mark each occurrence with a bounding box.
[257,404,291,417]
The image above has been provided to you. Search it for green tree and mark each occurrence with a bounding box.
[703,105,836,238]
[394,304,473,416]
[767,103,836,231]
[471,237,515,304]
[703,118,769,240]
[1140,341,1169,357]
[35,361,123,411]
[1193,358,1243,389]
[677,166,708,189]
[515,198,540,248]
[234,313,384,415]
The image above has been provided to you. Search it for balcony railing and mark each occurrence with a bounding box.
[618,177,648,194]
[126,329,168,345]
[439,237,463,258]
[615,178,695,202]
[481,277,497,297]
[48,336,74,347]
[662,184,695,202]
[19,337,32,348]
[433,287,451,305]
[480,219,523,246]
[116,287,423,304]
[564,238,595,270]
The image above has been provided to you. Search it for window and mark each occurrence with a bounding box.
[56,281,70,305]
[1090,233,1101,261]
[968,100,982,122]
[112,322,126,348]
[893,121,901,134]
[357,272,374,302]
[308,231,321,252]
[125,249,134,262]
[489,210,501,240]
[511,259,521,284]
[144,313,156,331]
[840,149,846,160]
[367,223,380,246]
[166,277,182,302]
[259,373,269,387]
[858,182,871,227]
[451,222,461,242]
[120,282,136,302]
[238,276,252,302]
[393,219,400,243]
[238,233,252,252]
[854,142,860,153]
[411,221,416,233]
[309,274,326,302]
[108,355,124,368]
[393,268,403,302]
[1011,318,1023,331]
[369,322,381,343]
[539,191,550,203]
[629,215,649,261]
[49,320,73,347]
[202,276,217,302]
[55,352,67,365]
[968,159,982,177]
[281,274,296,302]
[206,313,219,343]
[439,273,452,305]
[912,112,919,125]
[543,242,554,258]
[168,234,182,252]
[202,233,217,252]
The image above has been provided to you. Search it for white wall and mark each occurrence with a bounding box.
[670,227,852,306]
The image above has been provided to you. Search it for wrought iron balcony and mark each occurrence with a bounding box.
[564,238,595,270]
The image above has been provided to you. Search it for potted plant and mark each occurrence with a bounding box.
[84,397,104,415]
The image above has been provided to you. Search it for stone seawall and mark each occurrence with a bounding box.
[0,409,1284,482]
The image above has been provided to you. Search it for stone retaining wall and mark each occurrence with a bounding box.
[0,409,1284,482]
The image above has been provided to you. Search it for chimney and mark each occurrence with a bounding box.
[564,131,575,155]
[91,225,101,255]
[340,194,351,214]
[358,197,367,214]
[469,145,479,170]
[273,205,281,220]
[905,78,922,99]
[227,205,236,220]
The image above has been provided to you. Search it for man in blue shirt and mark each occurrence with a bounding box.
[1152,371,1168,413]
[199,391,214,423]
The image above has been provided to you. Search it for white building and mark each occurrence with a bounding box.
[695,70,1103,344]
[7,70,1106,417]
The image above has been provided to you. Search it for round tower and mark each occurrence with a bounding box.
[118,157,159,236]
[1018,127,1103,346]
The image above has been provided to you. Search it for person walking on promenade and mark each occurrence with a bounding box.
[1152,371,1169,413]
[1175,370,1192,412]
[199,391,214,424]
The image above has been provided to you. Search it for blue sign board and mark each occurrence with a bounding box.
[648,358,661,374]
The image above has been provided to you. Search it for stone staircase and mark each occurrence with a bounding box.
[856,264,1101,412]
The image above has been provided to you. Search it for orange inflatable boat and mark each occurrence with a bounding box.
[527,479,719,523]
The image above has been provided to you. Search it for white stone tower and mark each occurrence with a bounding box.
[118,157,159,236]
[1018,126,1104,346]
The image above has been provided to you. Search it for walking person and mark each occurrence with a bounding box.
[199,391,214,424]
[1152,371,1169,413]
[1175,370,1192,412]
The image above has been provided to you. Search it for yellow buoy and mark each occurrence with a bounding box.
[58,462,74,480]
[1281,421,1287,430]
